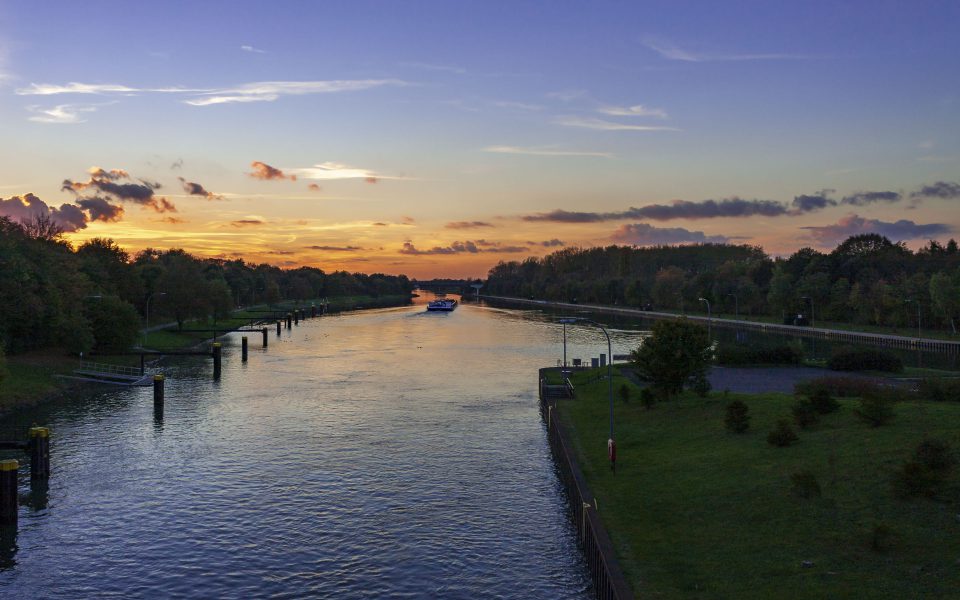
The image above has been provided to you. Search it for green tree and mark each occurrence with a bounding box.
[84,296,141,352]
[631,319,711,397]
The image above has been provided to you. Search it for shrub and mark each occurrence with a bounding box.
[913,439,955,473]
[714,343,803,366]
[790,470,821,498]
[795,376,882,399]
[792,399,820,430]
[619,383,631,404]
[631,319,710,397]
[640,388,656,410]
[827,347,903,373]
[891,460,941,499]
[767,420,799,447]
[917,378,960,403]
[809,388,840,414]
[854,391,895,427]
[725,400,750,433]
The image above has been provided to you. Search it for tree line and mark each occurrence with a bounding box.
[485,234,960,332]
[0,216,413,355]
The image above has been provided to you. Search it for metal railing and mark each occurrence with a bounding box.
[76,361,143,378]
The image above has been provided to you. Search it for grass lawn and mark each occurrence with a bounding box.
[556,370,960,599]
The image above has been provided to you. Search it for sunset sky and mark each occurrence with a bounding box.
[1,1,958,278]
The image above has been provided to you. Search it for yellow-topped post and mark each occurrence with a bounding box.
[0,459,16,525]
[212,342,222,378]
[241,336,248,362]
[153,373,165,415]
[27,428,50,480]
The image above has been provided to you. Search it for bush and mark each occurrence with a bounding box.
[725,400,750,433]
[808,388,840,414]
[827,347,903,373]
[795,376,881,399]
[913,439,955,473]
[891,460,941,499]
[790,470,821,498]
[714,343,803,366]
[792,399,820,430]
[692,372,712,397]
[767,420,799,447]
[917,378,960,403]
[631,319,710,397]
[854,391,895,427]
[640,388,656,410]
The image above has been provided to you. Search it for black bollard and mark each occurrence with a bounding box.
[153,374,164,410]
[276,320,282,336]
[286,313,292,329]
[28,427,50,480]
[294,310,299,326]
[212,342,222,379]
[0,460,16,526]
[311,304,317,318]
[262,327,268,348]
[241,336,248,362]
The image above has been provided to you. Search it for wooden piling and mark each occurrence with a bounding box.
[153,374,165,412]
[27,427,50,480]
[242,336,248,362]
[0,460,16,526]
[212,342,222,378]
[262,327,268,348]
[286,313,292,329]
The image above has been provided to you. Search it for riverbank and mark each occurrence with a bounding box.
[0,294,411,416]
[555,367,960,599]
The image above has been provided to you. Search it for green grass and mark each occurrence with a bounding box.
[556,375,960,599]
[0,351,76,414]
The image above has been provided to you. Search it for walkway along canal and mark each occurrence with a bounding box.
[0,297,630,598]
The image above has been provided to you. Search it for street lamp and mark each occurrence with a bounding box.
[698,297,711,339]
[557,316,616,470]
[558,317,578,375]
[801,296,815,327]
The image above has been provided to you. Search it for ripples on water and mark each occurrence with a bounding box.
[0,298,649,598]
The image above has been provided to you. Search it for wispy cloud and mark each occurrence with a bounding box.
[399,240,528,255]
[555,116,678,132]
[911,181,960,199]
[612,223,730,245]
[27,103,99,124]
[483,145,613,158]
[249,161,296,181]
[292,162,404,181]
[445,221,494,229]
[802,214,951,246]
[522,197,800,223]
[304,245,364,252]
[641,36,810,62]
[598,104,667,119]
[241,45,267,54]
[17,79,407,108]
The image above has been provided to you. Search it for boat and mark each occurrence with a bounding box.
[426,298,458,312]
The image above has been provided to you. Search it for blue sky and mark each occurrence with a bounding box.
[1,1,958,277]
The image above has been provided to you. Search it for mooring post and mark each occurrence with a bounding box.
[286,313,292,329]
[27,427,50,480]
[311,304,317,318]
[276,320,282,336]
[294,310,299,326]
[153,374,165,415]
[0,460,16,526]
[212,342,222,379]
[262,327,268,348]
[241,336,248,362]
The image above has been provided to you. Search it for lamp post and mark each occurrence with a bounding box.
[558,316,616,470]
[145,292,166,344]
[801,296,815,327]
[558,317,578,374]
[698,297,711,339]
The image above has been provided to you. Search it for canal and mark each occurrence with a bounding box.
[0,295,648,598]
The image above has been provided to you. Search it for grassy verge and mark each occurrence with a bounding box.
[555,370,960,599]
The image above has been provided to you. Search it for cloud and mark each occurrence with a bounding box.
[178,177,223,199]
[555,116,678,132]
[156,216,187,224]
[170,158,183,170]
[307,183,322,191]
[911,181,960,199]
[75,196,124,222]
[445,221,494,229]
[801,214,952,245]
[249,161,296,181]
[482,145,613,158]
[641,37,810,62]
[241,45,266,54]
[538,238,566,247]
[292,162,400,181]
[791,191,836,213]
[399,240,529,255]
[597,105,667,119]
[522,197,799,223]
[611,223,730,245]
[401,216,416,224]
[17,79,406,108]
[304,245,364,251]
[841,190,902,206]
[27,103,99,124]
[0,193,89,232]
[62,167,175,213]
[231,219,264,227]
